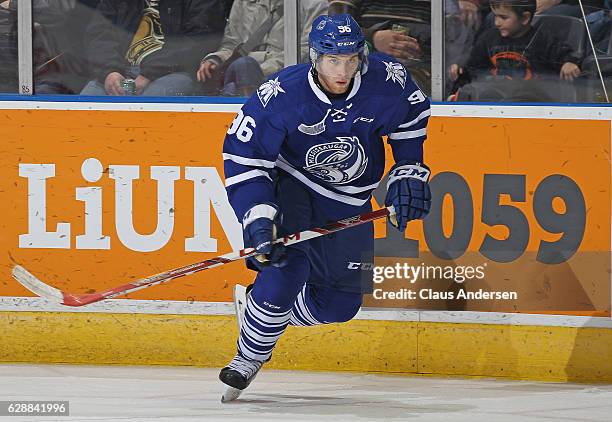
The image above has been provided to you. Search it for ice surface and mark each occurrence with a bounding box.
[1,364,611,421]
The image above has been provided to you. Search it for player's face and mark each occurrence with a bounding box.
[316,53,360,94]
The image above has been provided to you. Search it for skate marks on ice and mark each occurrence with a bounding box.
[224,374,610,421]
[228,372,474,418]
[230,391,473,419]
[1,365,611,421]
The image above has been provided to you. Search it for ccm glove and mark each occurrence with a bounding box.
[242,203,286,270]
[385,161,432,232]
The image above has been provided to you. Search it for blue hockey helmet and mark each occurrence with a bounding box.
[308,14,368,68]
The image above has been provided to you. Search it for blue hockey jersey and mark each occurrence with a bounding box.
[222,53,431,222]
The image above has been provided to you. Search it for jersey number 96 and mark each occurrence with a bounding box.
[228,110,256,143]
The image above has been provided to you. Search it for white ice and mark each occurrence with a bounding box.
[1,364,611,422]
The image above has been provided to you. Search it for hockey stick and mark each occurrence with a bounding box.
[12,206,393,307]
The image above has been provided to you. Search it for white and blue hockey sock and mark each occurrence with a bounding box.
[236,294,292,363]
[288,284,327,326]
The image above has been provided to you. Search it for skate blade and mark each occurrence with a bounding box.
[221,385,243,403]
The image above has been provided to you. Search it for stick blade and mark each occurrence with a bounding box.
[11,265,65,303]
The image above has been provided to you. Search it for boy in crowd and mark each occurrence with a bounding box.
[449,0,581,83]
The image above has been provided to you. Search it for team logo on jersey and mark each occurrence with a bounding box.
[298,109,331,135]
[383,61,407,89]
[257,77,285,108]
[304,136,368,184]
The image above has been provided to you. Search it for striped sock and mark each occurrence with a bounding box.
[237,294,292,362]
[288,285,326,326]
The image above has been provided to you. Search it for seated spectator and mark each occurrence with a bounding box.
[80,0,224,96]
[581,1,611,101]
[536,0,607,16]
[535,0,581,16]
[0,0,17,93]
[445,0,490,95]
[451,0,487,29]
[585,1,611,54]
[449,0,581,87]
[328,0,486,95]
[328,0,434,94]
[481,0,608,30]
[32,0,101,94]
[0,0,95,94]
[196,0,328,96]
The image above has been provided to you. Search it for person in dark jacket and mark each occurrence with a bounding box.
[449,0,581,83]
[0,0,98,94]
[80,0,224,96]
[33,0,101,94]
[0,0,17,93]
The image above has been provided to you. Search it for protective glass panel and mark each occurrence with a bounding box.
[0,0,18,93]
[327,0,433,96]
[299,1,330,66]
[32,0,227,96]
[198,0,286,97]
[444,1,612,103]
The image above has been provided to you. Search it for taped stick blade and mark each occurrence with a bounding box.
[11,265,65,303]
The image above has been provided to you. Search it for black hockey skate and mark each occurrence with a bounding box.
[219,353,264,402]
[220,283,260,403]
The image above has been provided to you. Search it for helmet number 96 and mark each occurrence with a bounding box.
[227,110,256,143]
[338,25,352,33]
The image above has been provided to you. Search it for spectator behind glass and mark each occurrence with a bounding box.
[0,0,17,93]
[32,1,101,94]
[80,0,224,96]
[196,0,328,96]
[535,0,581,16]
[445,0,489,95]
[479,1,608,27]
[449,0,581,85]
[328,0,487,95]
[0,0,98,94]
[328,0,433,94]
[536,0,607,16]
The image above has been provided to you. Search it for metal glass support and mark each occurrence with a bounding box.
[283,0,298,67]
[17,0,33,95]
[431,0,444,101]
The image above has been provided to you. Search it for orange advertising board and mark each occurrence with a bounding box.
[0,107,610,316]
[2,109,246,302]
[366,117,611,316]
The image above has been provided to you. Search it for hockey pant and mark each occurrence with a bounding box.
[237,174,374,362]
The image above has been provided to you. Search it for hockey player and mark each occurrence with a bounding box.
[219,13,432,402]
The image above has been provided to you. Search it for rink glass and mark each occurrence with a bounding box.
[0,0,18,94]
[3,1,605,103]
[442,2,611,102]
